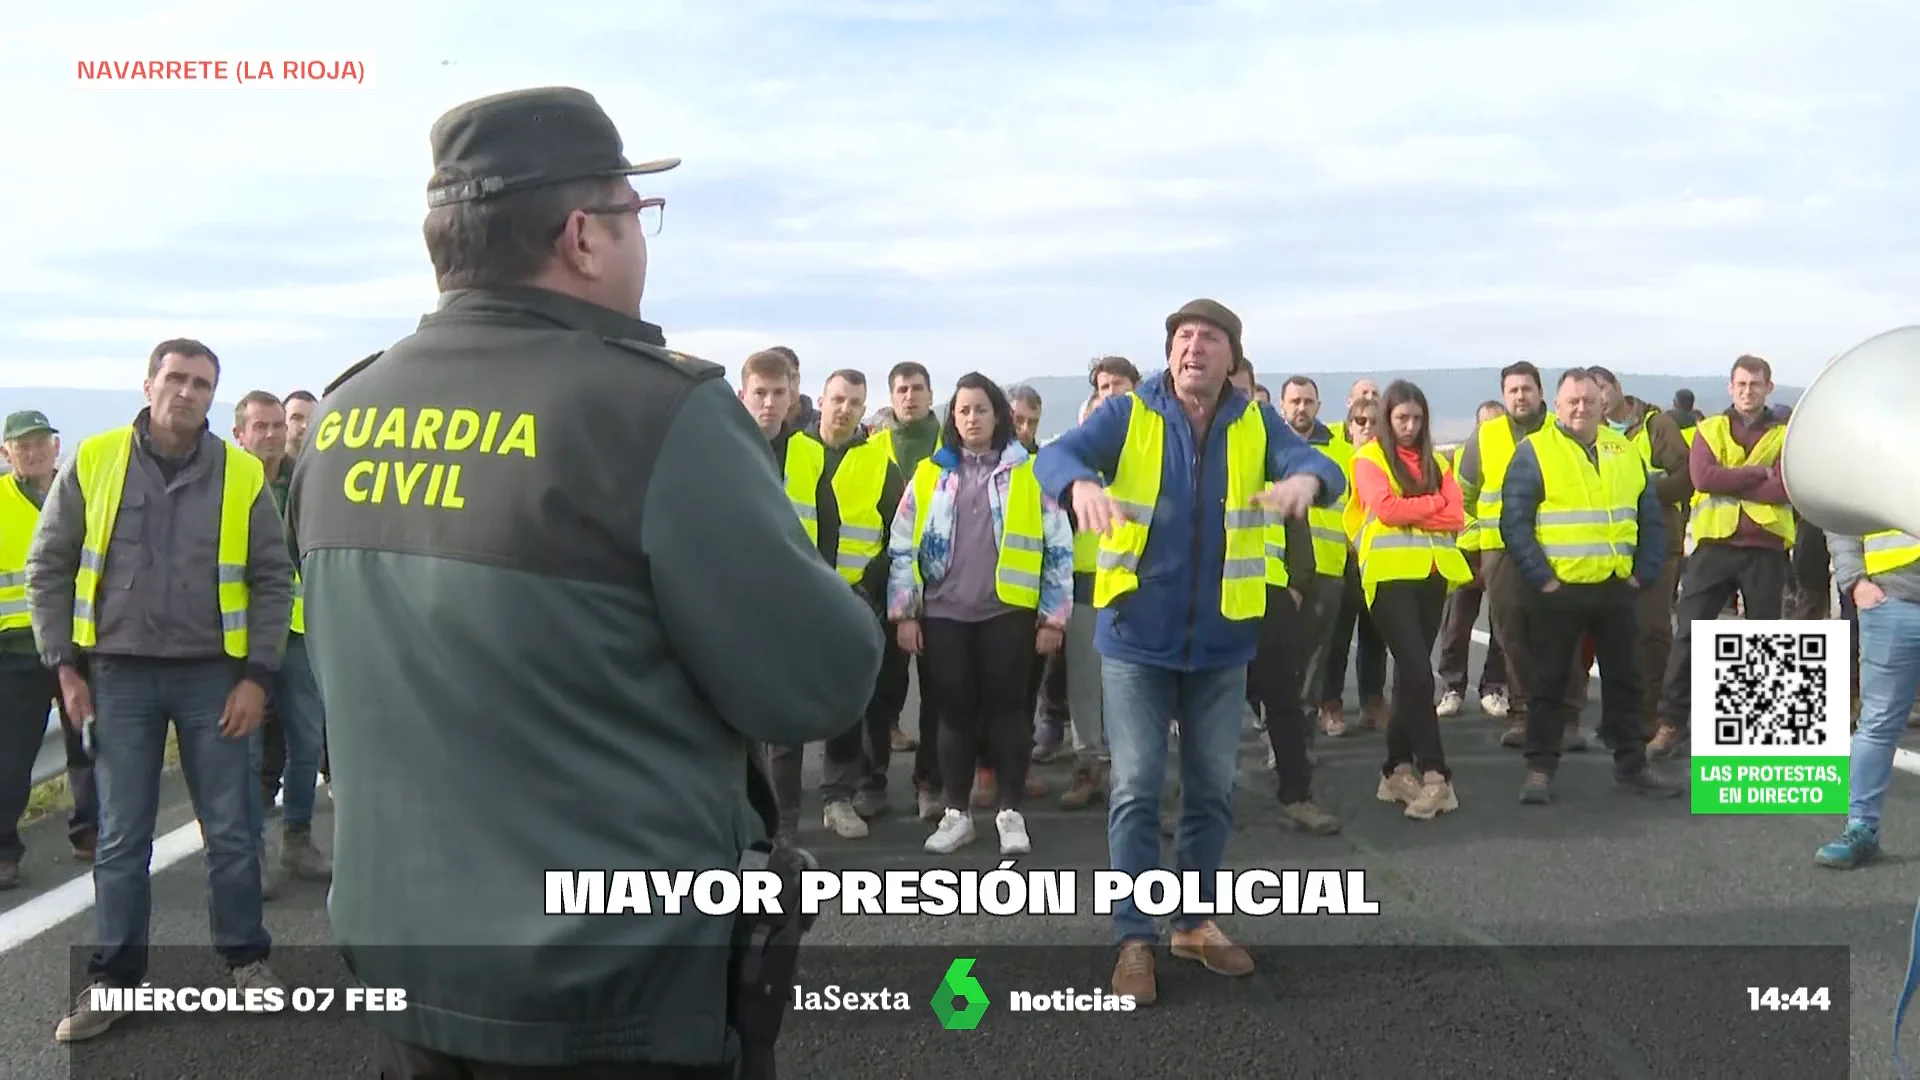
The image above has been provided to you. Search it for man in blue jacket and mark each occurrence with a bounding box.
[1034,298,1345,1006]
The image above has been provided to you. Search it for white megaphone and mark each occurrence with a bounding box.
[1781,326,1920,539]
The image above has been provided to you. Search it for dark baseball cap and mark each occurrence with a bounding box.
[425,87,680,209]
[2,410,55,441]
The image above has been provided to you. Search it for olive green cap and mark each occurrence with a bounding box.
[2,410,55,441]
[426,86,679,208]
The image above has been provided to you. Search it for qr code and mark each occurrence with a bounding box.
[1711,632,1830,747]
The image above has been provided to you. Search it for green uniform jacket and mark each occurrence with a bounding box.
[288,286,883,1068]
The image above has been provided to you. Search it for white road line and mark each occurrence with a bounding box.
[0,785,308,956]
[0,821,202,955]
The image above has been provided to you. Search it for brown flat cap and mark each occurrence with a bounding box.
[426,86,679,208]
[1164,299,1245,362]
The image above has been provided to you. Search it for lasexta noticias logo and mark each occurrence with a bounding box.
[931,957,989,1030]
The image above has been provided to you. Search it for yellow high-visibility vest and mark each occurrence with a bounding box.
[1688,415,1794,548]
[1093,393,1267,620]
[1526,424,1646,584]
[1679,425,1698,447]
[1469,412,1553,553]
[1454,441,1486,554]
[1072,528,1098,574]
[0,473,40,633]
[1307,439,1352,576]
[869,426,895,464]
[290,568,304,635]
[908,456,1045,609]
[784,433,891,584]
[1343,439,1470,607]
[71,426,264,657]
[1862,531,1920,577]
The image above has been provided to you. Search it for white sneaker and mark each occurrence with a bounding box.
[1265,744,1277,771]
[1480,692,1509,718]
[1436,690,1463,717]
[822,801,869,839]
[924,809,975,854]
[995,809,1031,855]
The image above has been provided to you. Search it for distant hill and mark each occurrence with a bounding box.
[1008,369,1806,443]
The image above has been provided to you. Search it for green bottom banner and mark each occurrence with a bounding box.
[1691,756,1848,814]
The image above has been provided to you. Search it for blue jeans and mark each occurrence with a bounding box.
[89,657,270,986]
[1847,597,1920,831]
[1102,657,1245,945]
[270,635,326,830]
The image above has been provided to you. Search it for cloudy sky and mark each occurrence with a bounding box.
[4,0,1915,400]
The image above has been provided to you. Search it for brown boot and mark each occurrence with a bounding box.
[1562,722,1587,752]
[1170,920,1254,976]
[1319,703,1347,737]
[1647,725,1687,761]
[970,768,997,809]
[890,728,918,752]
[1112,940,1157,1005]
[1500,718,1527,748]
[1358,696,1388,731]
[1060,762,1107,810]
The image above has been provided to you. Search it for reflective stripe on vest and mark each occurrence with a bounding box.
[1092,393,1267,620]
[1689,415,1795,548]
[72,427,264,657]
[1864,531,1920,577]
[908,457,1046,609]
[1308,440,1352,575]
[0,474,38,631]
[1527,424,1645,584]
[1470,413,1551,552]
[1263,519,1290,588]
[784,434,891,583]
[1343,439,1470,607]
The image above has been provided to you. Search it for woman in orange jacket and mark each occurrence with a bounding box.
[1347,380,1469,820]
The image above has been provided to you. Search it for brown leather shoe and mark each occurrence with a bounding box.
[1318,703,1347,737]
[1112,940,1157,1004]
[890,728,918,752]
[1500,718,1526,748]
[1358,697,1388,731]
[1170,921,1253,976]
[1060,763,1106,810]
[0,861,19,890]
[1647,725,1686,761]
[971,769,997,808]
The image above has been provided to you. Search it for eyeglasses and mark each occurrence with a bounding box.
[557,195,666,239]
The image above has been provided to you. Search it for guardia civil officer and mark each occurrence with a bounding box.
[288,87,884,1078]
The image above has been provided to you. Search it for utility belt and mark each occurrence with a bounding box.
[727,839,816,1080]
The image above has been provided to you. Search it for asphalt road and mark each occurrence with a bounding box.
[0,621,1912,1079]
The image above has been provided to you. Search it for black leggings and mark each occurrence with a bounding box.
[1369,575,1450,780]
[924,610,1038,811]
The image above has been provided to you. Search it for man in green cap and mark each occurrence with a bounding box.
[289,86,881,1078]
[0,410,97,890]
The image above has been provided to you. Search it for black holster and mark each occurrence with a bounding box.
[728,841,816,1080]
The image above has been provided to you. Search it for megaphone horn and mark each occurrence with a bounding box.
[1781,325,1920,539]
